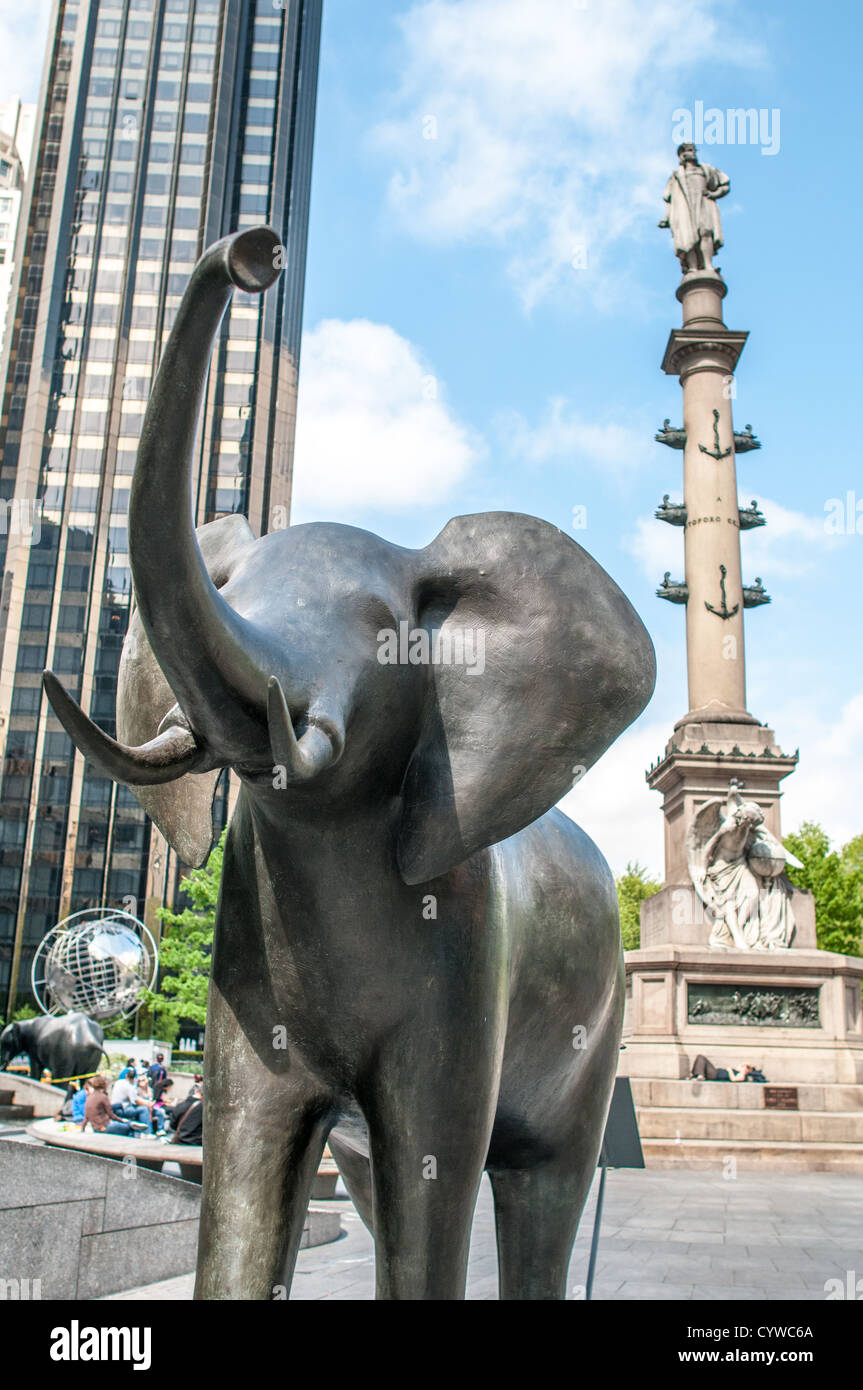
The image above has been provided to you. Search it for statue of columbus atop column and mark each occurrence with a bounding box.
[659,142,730,274]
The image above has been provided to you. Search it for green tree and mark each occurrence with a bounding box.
[0,1001,39,1028]
[784,822,863,957]
[615,862,661,951]
[141,831,225,1030]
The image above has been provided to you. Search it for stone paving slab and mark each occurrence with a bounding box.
[102,1168,863,1301]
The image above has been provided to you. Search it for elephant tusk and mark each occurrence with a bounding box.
[43,670,207,785]
[267,676,343,782]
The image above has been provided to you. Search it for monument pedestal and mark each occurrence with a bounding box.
[632,714,863,1091]
[622,944,863,1085]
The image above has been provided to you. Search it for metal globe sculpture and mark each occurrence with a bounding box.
[31,908,158,1022]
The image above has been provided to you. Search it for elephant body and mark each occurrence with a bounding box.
[200,802,623,1300]
[42,228,656,1300]
[0,1012,104,1083]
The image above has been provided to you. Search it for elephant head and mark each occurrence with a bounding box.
[43,227,655,880]
[0,1022,21,1071]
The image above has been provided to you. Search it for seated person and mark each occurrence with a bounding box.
[85,1075,147,1135]
[71,1079,91,1126]
[152,1079,174,1134]
[169,1083,203,1145]
[153,1076,172,1104]
[110,1067,151,1128]
[135,1075,158,1133]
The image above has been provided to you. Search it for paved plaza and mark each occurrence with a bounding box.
[104,1167,863,1301]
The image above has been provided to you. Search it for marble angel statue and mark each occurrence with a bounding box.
[686,783,802,951]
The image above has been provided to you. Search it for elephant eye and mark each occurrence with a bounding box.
[358,595,397,634]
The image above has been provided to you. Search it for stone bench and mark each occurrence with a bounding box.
[313,1150,341,1198]
[26,1120,344,1249]
[27,1118,203,1183]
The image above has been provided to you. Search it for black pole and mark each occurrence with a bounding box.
[585,1164,607,1301]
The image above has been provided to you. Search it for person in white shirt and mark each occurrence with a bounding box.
[110,1072,137,1106]
[110,1068,150,1129]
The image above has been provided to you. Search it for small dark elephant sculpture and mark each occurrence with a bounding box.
[0,1012,105,1082]
[43,228,655,1300]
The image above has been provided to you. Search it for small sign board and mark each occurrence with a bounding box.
[599,1076,644,1168]
[764,1085,799,1111]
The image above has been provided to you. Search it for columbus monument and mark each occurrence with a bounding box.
[621,148,863,1165]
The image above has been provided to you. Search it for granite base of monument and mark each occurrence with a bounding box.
[627,871,863,1087]
[621,925,863,1171]
[622,943,863,1085]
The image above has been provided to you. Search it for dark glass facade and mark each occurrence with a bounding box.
[0,0,322,1013]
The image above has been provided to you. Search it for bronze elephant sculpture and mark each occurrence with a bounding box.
[44,227,655,1299]
[0,1011,104,1082]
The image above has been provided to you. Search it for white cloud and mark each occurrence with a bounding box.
[740,496,841,578]
[494,398,654,483]
[558,717,668,879]
[625,495,842,585]
[291,318,482,515]
[557,692,863,880]
[372,0,764,308]
[775,693,863,849]
[627,511,682,583]
[0,2,52,107]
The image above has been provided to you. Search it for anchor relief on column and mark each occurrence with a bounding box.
[705,563,739,620]
[698,408,732,461]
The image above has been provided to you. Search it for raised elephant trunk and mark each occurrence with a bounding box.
[43,227,343,787]
[128,228,282,746]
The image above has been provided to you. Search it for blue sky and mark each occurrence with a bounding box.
[5,0,862,874]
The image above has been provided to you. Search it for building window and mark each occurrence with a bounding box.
[11,689,40,714]
[248,78,277,100]
[53,647,81,674]
[16,643,47,671]
[22,606,50,631]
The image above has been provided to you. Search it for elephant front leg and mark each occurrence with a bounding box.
[362,1030,501,1301]
[195,982,332,1301]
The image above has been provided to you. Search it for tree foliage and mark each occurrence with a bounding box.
[0,1001,39,1028]
[140,831,225,1030]
[615,862,661,951]
[784,821,863,957]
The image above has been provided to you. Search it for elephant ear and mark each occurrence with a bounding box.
[397,512,656,884]
[117,513,257,868]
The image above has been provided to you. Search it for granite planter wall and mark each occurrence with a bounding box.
[0,1138,200,1299]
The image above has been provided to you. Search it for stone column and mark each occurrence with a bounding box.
[650,265,801,910]
[661,271,751,722]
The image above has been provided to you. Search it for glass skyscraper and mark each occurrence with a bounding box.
[0,99,38,356]
[0,0,322,1015]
